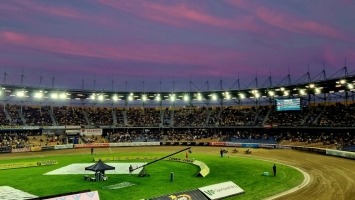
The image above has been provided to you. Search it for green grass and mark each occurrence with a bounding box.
[0,150,303,200]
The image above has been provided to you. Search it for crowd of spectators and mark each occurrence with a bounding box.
[86,107,113,126]
[53,106,87,126]
[22,105,53,126]
[0,131,41,150]
[0,103,355,152]
[1,103,355,128]
[126,108,160,127]
[173,106,207,127]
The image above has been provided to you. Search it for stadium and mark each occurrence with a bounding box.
[1,1,355,200]
[1,67,355,200]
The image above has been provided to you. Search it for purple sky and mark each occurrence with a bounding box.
[1,0,355,91]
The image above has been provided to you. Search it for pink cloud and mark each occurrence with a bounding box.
[225,0,348,40]
[98,0,262,33]
[0,31,246,69]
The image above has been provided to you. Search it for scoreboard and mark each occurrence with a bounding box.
[275,98,301,111]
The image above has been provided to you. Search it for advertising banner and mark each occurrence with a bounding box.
[241,143,260,148]
[198,181,244,200]
[326,149,355,160]
[74,143,109,148]
[65,125,81,129]
[209,142,226,146]
[43,191,99,200]
[80,128,102,136]
[225,142,242,147]
[54,144,74,150]
[41,146,55,151]
[109,142,160,147]
[11,147,31,153]
[30,146,42,152]
[0,160,58,170]
[66,129,81,135]
[151,189,208,200]
[0,147,12,153]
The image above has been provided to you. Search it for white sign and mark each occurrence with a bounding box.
[199,181,244,200]
[80,128,102,136]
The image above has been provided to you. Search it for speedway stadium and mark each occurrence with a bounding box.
[1,68,355,200]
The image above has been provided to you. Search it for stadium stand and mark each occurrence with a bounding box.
[1,102,355,152]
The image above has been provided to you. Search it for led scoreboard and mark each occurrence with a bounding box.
[275,98,301,111]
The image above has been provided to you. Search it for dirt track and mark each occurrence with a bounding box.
[1,146,355,200]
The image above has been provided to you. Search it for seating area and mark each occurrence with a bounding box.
[0,102,354,151]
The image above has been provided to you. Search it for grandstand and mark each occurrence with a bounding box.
[1,68,355,152]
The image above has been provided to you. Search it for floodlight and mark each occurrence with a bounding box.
[283,91,289,96]
[348,84,354,89]
[16,91,25,97]
[268,91,275,97]
[196,93,203,101]
[225,93,231,100]
[183,94,189,101]
[254,93,260,98]
[211,93,217,101]
[128,95,133,101]
[239,93,245,99]
[309,83,315,88]
[51,93,58,99]
[112,95,118,101]
[299,89,306,95]
[142,94,147,101]
[340,79,346,84]
[34,91,43,99]
[90,94,96,100]
[280,87,285,91]
[59,93,67,99]
[315,88,321,94]
[98,94,104,101]
[170,94,176,102]
[155,94,161,101]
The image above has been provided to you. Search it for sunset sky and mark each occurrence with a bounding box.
[1,0,355,91]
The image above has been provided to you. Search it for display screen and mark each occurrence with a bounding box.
[275,98,301,111]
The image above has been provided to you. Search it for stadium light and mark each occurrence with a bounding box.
[338,79,346,84]
[90,94,96,100]
[223,91,231,100]
[112,95,118,101]
[98,94,104,101]
[142,94,147,102]
[170,94,176,102]
[50,92,58,99]
[308,83,315,88]
[315,88,321,94]
[59,92,67,99]
[348,84,354,89]
[283,91,289,96]
[196,93,202,101]
[268,91,275,97]
[183,94,189,101]
[299,89,306,96]
[211,93,217,101]
[34,91,43,99]
[239,93,245,99]
[155,94,161,101]
[16,90,25,98]
[127,95,133,101]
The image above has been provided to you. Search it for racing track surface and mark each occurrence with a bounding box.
[1,146,355,200]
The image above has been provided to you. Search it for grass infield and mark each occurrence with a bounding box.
[0,147,303,200]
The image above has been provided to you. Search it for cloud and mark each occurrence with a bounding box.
[0,31,246,70]
[98,0,263,33]
[225,0,348,41]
